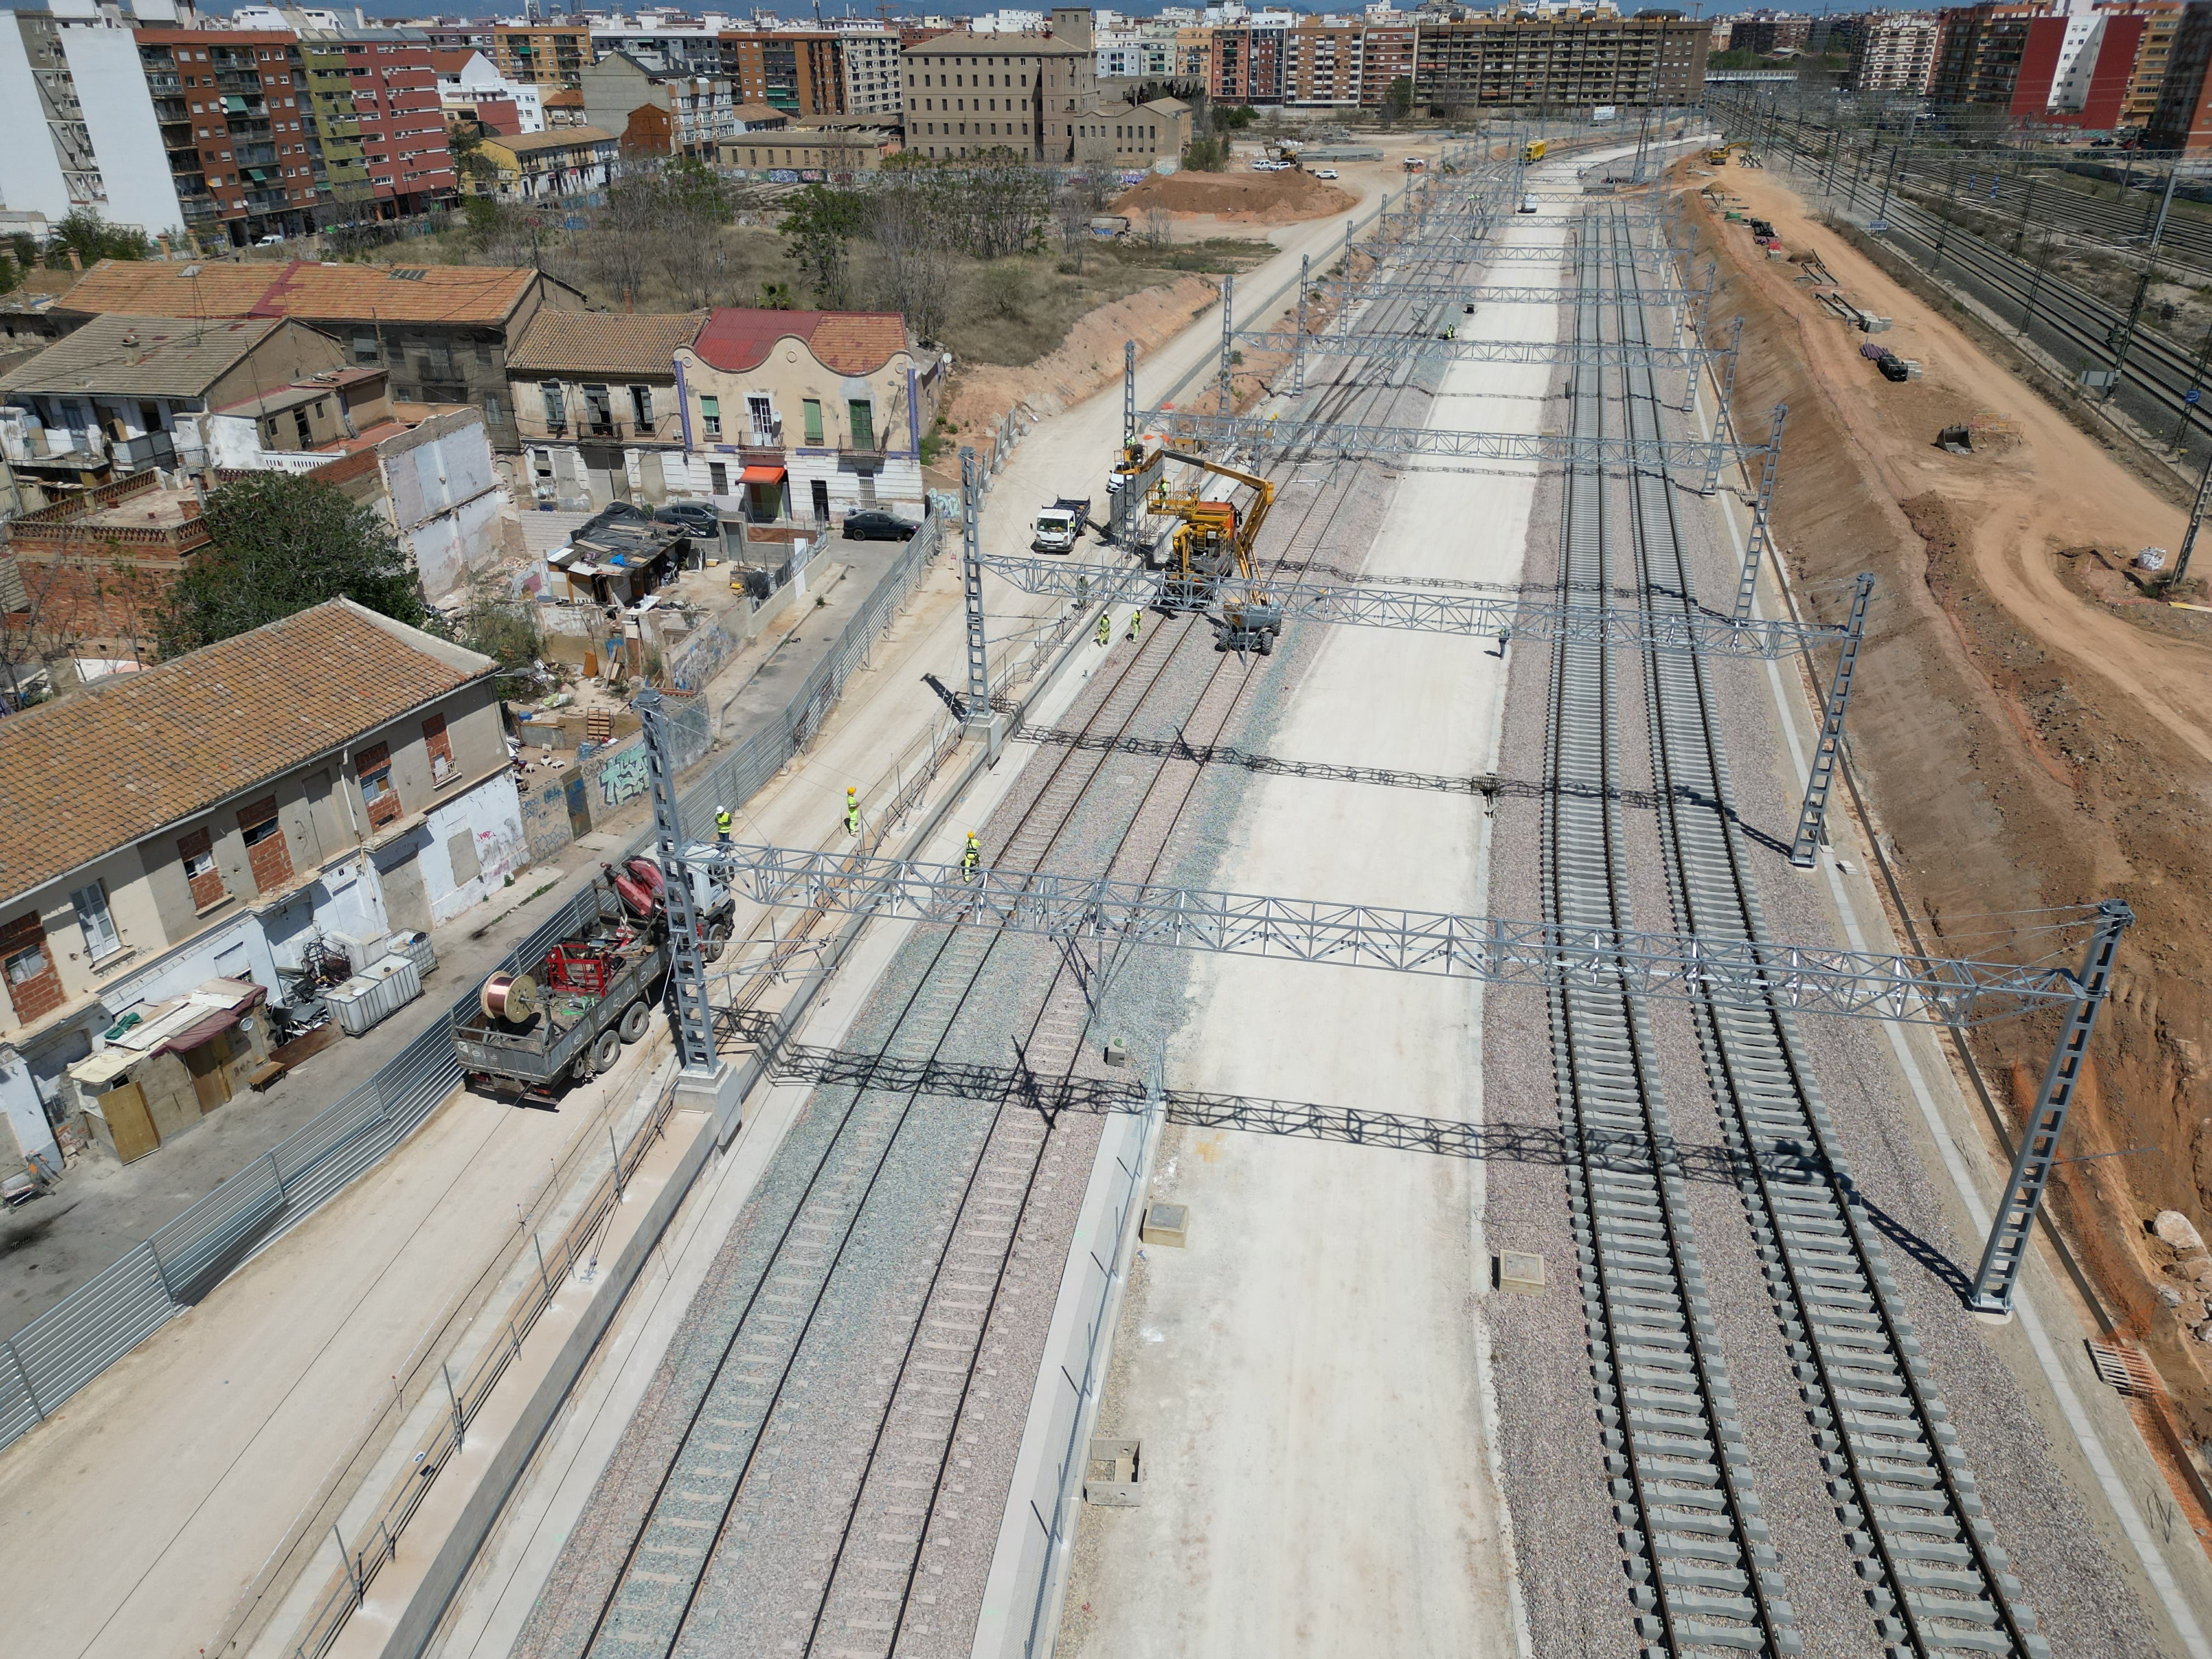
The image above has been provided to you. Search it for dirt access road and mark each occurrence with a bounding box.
[1688,162,2212,1449]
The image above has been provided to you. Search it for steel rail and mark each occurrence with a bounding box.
[1546,218,1799,1658]
[1612,208,2050,1659]
[571,610,1218,1659]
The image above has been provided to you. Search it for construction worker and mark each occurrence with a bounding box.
[1127,608,1143,643]
[961,831,981,882]
[844,787,862,838]
[715,806,733,845]
[1097,610,1113,647]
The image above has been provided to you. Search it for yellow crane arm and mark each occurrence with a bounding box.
[1163,445,1276,580]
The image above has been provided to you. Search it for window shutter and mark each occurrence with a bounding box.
[237,795,293,890]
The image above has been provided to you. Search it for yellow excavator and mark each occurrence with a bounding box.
[1706,140,1754,166]
[1109,439,1283,653]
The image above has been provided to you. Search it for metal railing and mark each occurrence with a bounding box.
[0,522,944,1460]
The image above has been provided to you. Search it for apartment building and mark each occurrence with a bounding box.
[490,24,593,87]
[0,8,191,241]
[1210,22,1285,101]
[294,30,455,219]
[1412,14,1710,110]
[1361,23,1416,105]
[1728,12,1813,55]
[1928,0,2165,125]
[719,30,850,117]
[583,51,748,157]
[902,27,1097,161]
[2116,0,2182,124]
[1283,22,1364,106]
[590,17,733,77]
[1073,94,1190,165]
[1850,12,1941,94]
[2148,0,2212,144]
[478,126,622,201]
[0,601,521,1170]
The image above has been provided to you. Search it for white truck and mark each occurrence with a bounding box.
[1034,496,1091,554]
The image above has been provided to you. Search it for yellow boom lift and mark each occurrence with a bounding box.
[1109,439,1284,653]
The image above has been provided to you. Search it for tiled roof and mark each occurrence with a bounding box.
[251,261,572,325]
[491,125,618,154]
[0,600,493,906]
[0,315,295,400]
[53,259,285,320]
[689,308,911,376]
[52,258,578,328]
[509,309,706,377]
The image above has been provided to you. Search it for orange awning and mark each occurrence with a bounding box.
[740,465,786,484]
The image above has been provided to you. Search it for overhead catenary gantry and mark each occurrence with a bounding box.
[1138,407,1769,495]
[977,551,1852,661]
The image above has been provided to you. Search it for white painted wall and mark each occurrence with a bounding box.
[0,22,74,222]
[421,774,528,924]
[61,27,187,238]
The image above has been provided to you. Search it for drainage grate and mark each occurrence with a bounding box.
[2087,1339,2164,1400]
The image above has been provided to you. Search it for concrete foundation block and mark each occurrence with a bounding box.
[1083,1437,1142,1506]
[672,1059,743,1138]
[1141,1201,1188,1249]
[1495,1251,1545,1294]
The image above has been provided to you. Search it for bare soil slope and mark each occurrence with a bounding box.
[1110,168,1357,224]
[1689,165,2212,1448]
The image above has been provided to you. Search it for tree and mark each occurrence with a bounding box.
[1381,76,1413,124]
[47,208,151,265]
[160,472,424,656]
[872,174,958,343]
[439,573,544,700]
[779,183,869,307]
[448,121,501,195]
[1186,133,1230,172]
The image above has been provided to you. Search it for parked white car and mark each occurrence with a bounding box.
[1311,167,1339,179]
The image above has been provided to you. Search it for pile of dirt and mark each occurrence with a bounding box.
[1687,171,2212,1454]
[1110,168,1357,225]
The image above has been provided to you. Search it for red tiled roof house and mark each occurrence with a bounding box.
[670,308,943,527]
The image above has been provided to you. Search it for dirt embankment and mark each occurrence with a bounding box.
[1686,171,2212,1444]
[1110,168,1357,225]
[934,274,1221,476]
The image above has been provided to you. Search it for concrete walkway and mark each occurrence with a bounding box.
[1054,150,1572,1659]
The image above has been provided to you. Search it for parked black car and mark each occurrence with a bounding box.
[654,500,723,537]
[843,510,919,541]
[578,500,650,539]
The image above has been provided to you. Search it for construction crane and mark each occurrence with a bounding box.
[1109,439,1283,652]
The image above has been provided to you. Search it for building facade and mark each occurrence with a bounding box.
[490,24,593,87]
[902,30,1097,160]
[478,125,621,201]
[716,125,901,173]
[294,30,456,221]
[2148,0,2212,145]
[509,308,704,511]
[670,308,939,523]
[1850,12,1941,93]
[49,257,587,452]
[1073,94,1190,165]
[0,601,523,1174]
[1411,14,1710,110]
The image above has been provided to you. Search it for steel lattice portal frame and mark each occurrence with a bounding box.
[1139,407,1770,493]
[665,836,2129,1316]
[979,551,1856,659]
[1233,330,1736,374]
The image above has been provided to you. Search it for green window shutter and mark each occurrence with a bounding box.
[848,399,872,449]
[803,398,822,444]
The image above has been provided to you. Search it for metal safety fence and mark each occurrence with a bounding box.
[0,518,944,1458]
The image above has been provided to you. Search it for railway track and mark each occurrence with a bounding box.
[528,167,1525,1659]
[1726,105,2212,455]
[1611,206,2051,1659]
[1544,219,1800,1659]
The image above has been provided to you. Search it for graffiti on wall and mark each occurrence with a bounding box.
[597,743,650,809]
